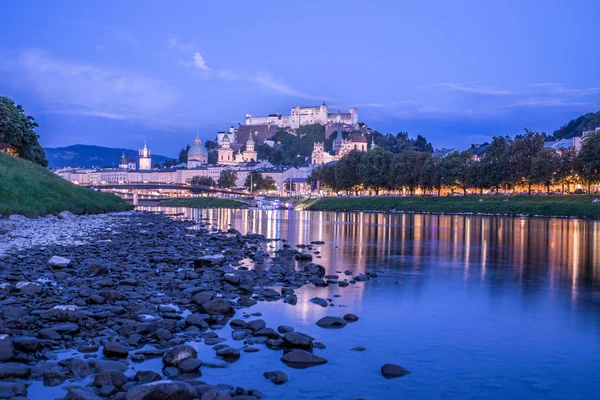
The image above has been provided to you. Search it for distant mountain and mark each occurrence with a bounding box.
[44,144,174,169]
[551,110,600,140]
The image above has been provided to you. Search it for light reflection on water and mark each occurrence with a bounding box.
[131,207,600,399]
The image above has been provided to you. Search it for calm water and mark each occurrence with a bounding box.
[40,208,600,399]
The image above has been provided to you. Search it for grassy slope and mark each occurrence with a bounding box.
[160,197,247,208]
[308,195,600,218]
[0,152,132,217]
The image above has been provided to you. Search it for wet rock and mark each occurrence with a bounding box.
[2,306,26,319]
[0,337,14,361]
[134,370,162,383]
[0,362,31,379]
[254,328,279,339]
[155,328,173,341]
[381,363,411,378]
[280,350,327,369]
[245,319,266,332]
[177,358,202,373]
[64,358,93,379]
[185,314,210,329]
[43,370,66,386]
[0,382,27,398]
[48,255,72,269]
[90,360,127,373]
[162,344,198,367]
[66,388,104,400]
[16,281,42,295]
[310,297,328,307]
[201,299,234,316]
[216,347,240,361]
[283,332,313,351]
[94,370,128,395]
[316,316,347,329]
[277,325,294,334]
[350,346,366,351]
[343,313,359,322]
[194,254,225,268]
[263,370,288,385]
[200,389,232,400]
[103,342,129,359]
[13,336,39,353]
[58,210,76,220]
[294,253,313,261]
[344,270,353,276]
[52,322,79,333]
[125,380,198,400]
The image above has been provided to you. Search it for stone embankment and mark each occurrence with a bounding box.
[0,211,407,399]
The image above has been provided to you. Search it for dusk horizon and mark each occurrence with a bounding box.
[2,0,599,156]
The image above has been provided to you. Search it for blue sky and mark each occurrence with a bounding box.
[1,0,599,157]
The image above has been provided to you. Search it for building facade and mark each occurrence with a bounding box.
[138,141,152,170]
[245,103,358,129]
[311,124,369,165]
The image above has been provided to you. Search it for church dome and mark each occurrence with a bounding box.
[246,137,254,145]
[188,137,208,159]
[222,134,230,143]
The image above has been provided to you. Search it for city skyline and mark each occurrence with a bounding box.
[1,0,599,156]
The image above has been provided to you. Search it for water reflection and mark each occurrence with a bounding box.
[141,207,600,295]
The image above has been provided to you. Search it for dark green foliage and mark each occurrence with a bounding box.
[576,133,600,184]
[178,145,191,163]
[0,96,48,167]
[0,152,132,217]
[217,169,237,188]
[550,110,600,140]
[244,171,275,191]
[530,148,561,193]
[190,176,215,186]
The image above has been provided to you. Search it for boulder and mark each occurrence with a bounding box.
[177,358,202,373]
[48,255,72,269]
[201,299,234,316]
[343,313,359,322]
[216,347,240,361]
[66,388,104,400]
[58,211,77,220]
[134,370,162,383]
[316,316,347,328]
[0,382,27,398]
[263,370,288,385]
[194,254,225,268]
[310,297,328,307]
[103,342,129,359]
[162,344,198,367]
[125,380,198,400]
[381,363,411,378]
[0,362,31,379]
[200,389,232,400]
[283,332,313,351]
[43,370,66,386]
[280,350,327,369]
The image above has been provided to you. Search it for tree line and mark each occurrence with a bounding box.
[0,97,47,166]
[309,131,600,195]
[189,169,276,191]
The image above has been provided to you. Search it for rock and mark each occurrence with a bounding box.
[15,281,42,295]
[162,344,198,367]
[310,297,328,307]
[39,328,61,340]
[66,388,104,400]
[94,370,128,394]
[200,389,232,400]
[52,322,80,333]
[223,273,241,285]
[283,332,313,351]
[263,370,288,385]
[280,350,327,369]
[155,328,173,341]
[58,211,76,220]
[125,380,198,400]
[43,370,66,386]
[350,346,366,351]
[65,358,93,379]
[103,342,129,359]
[294,253,313,261]
[2,306,25,319]
[201,299,234,316]
[194,254,225,268]
[134,370,162,383]
[246,319,266,332]
[90,360,128,373]
[13,336,39,352]
[8,214,28,222]
[277,325,294,334]
[344,270,353,275]
[0,362,31,379]
[216,347,240,361]
[316,316,347,328]
[343,313,359,322]
[186,314,210,329]
[0,337,14,361]
[177,358,202,373]
[48,255,72,269]
[0,382,27,398]
[381,363,411,378]
[192,291,214,305]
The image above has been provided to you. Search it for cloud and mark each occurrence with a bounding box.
[423,83,516,95]
[166,37,194,52]
[18,49,178,125]
[508,97,594,108]
[192,52,210,71]
[253,75,326,100]
[529,83,600,96]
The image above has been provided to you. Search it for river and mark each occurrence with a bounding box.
[132,207,600,399]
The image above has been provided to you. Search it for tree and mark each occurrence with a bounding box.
[217,169,237,188]
[205,140,218,151]
[420,155,442,195]
[178,145,190,163]
[506,131,544,194]
[480,136,511,192]
[244,171,265,191]
[530,148,560,193]
[190,176,215,186]
[391,151,429,194]
[0,96,48,166]
[263,176,276,191]
[334,150,364,193]
[359,148,393,194]
[557,148,576,193]
[441,151,475,195]
[576,133,600,190]
[152,162,161,169]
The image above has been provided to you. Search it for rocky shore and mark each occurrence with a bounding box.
[0,211,398,399]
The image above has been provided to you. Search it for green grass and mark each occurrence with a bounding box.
[160,197,248,208]
[0,152,132,217]
[308,195,600,218]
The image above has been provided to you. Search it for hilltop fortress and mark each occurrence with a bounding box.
[245,103,358,129]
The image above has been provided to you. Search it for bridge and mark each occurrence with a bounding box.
[83,183,251,196]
